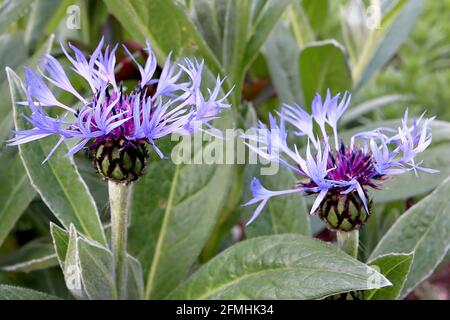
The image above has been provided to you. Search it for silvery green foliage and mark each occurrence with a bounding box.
[168,234,391,299]
[0,0,449,301]
[51,224,144,300]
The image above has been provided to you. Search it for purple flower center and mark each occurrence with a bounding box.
[101,92,134,138]
[75,88,148,151]
[327,144,381,190]
[299,144,382,193]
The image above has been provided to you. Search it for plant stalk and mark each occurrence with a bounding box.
[109,181,132,300]
[336,230,359,258]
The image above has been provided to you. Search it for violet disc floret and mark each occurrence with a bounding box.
[242,90,437,231]
[8,38,230,183]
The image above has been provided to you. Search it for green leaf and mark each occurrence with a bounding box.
[244,0,291,67]
[50,223,70,269]
[354,0,424,87]
[0,239,57,273]
[289,0,315,47]
[74,154,108,217]
[190,0,289,105]
[7,69,107,245]
[299,40,352,107]
[0,285,60,300]
[0,148,36,247]
[0,33,26,84]
[75,230,116,300]
[213,0,251,105]
[263,21,302,105]
[370,176,450,299]
[0,35,54,144]
[359,202,404,261]
[365,253,414,300]
[62,225,85,299]
[168,234,391,299]
[103,0,222,76]
[188,0,223,57]
[44,0,78,34]
[341,94,413,125]
[441,251,450,269]
[339,0,369,65]
[0,112,42,256]
[302,0,329,33]
[128,137,234,299]
[62,225,116,300]
[103,0,283,122]
[24,0,67,49]
[199,104,257,262]
[190,0,251,98]
[243,165,311,237]
[50,224,144,300]
[127,255,144,300]
[0,0,36,34]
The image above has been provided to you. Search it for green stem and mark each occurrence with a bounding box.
[336,230,359,258]
[109,181,132,300]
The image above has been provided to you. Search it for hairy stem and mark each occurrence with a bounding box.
[336,229,359,258]
[109,181,132,300]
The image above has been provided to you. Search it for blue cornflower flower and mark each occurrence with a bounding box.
[242,90,437,231]
[8,38,230,183]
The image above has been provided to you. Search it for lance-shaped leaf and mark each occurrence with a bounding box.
[190,0,290,105]
[0,0,36,34]
[289,0,330,47]
[199,104,257,262]
[263,21,302,105]
[0,36,55,247]
[127,255,144,300]
[129,136,234,299]
[169,234,391,299]
[365,253,414,300]
[370,177,450,299]
[103,0,222,76]
[289,0,315,47]
[0,285,60,300]
[1,34,54,144]
[0,148,36,247]
[243,0,292,68]
[54,225,116,300]
[7,69,107,245]
[24,0,70,49]
[353,0,424,87]
[50,224,144,300]
[0,34,26,84]
[301,0,329,34]
[299,40,352,107]
[341,94,413,125]
[50,223,70,269]
[0,239,57,273]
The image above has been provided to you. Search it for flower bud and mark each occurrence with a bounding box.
[91,138,147,184]
[316,191,371,232]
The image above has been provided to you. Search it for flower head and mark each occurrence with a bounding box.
[8,38,230,183]
[242,91,436,231]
